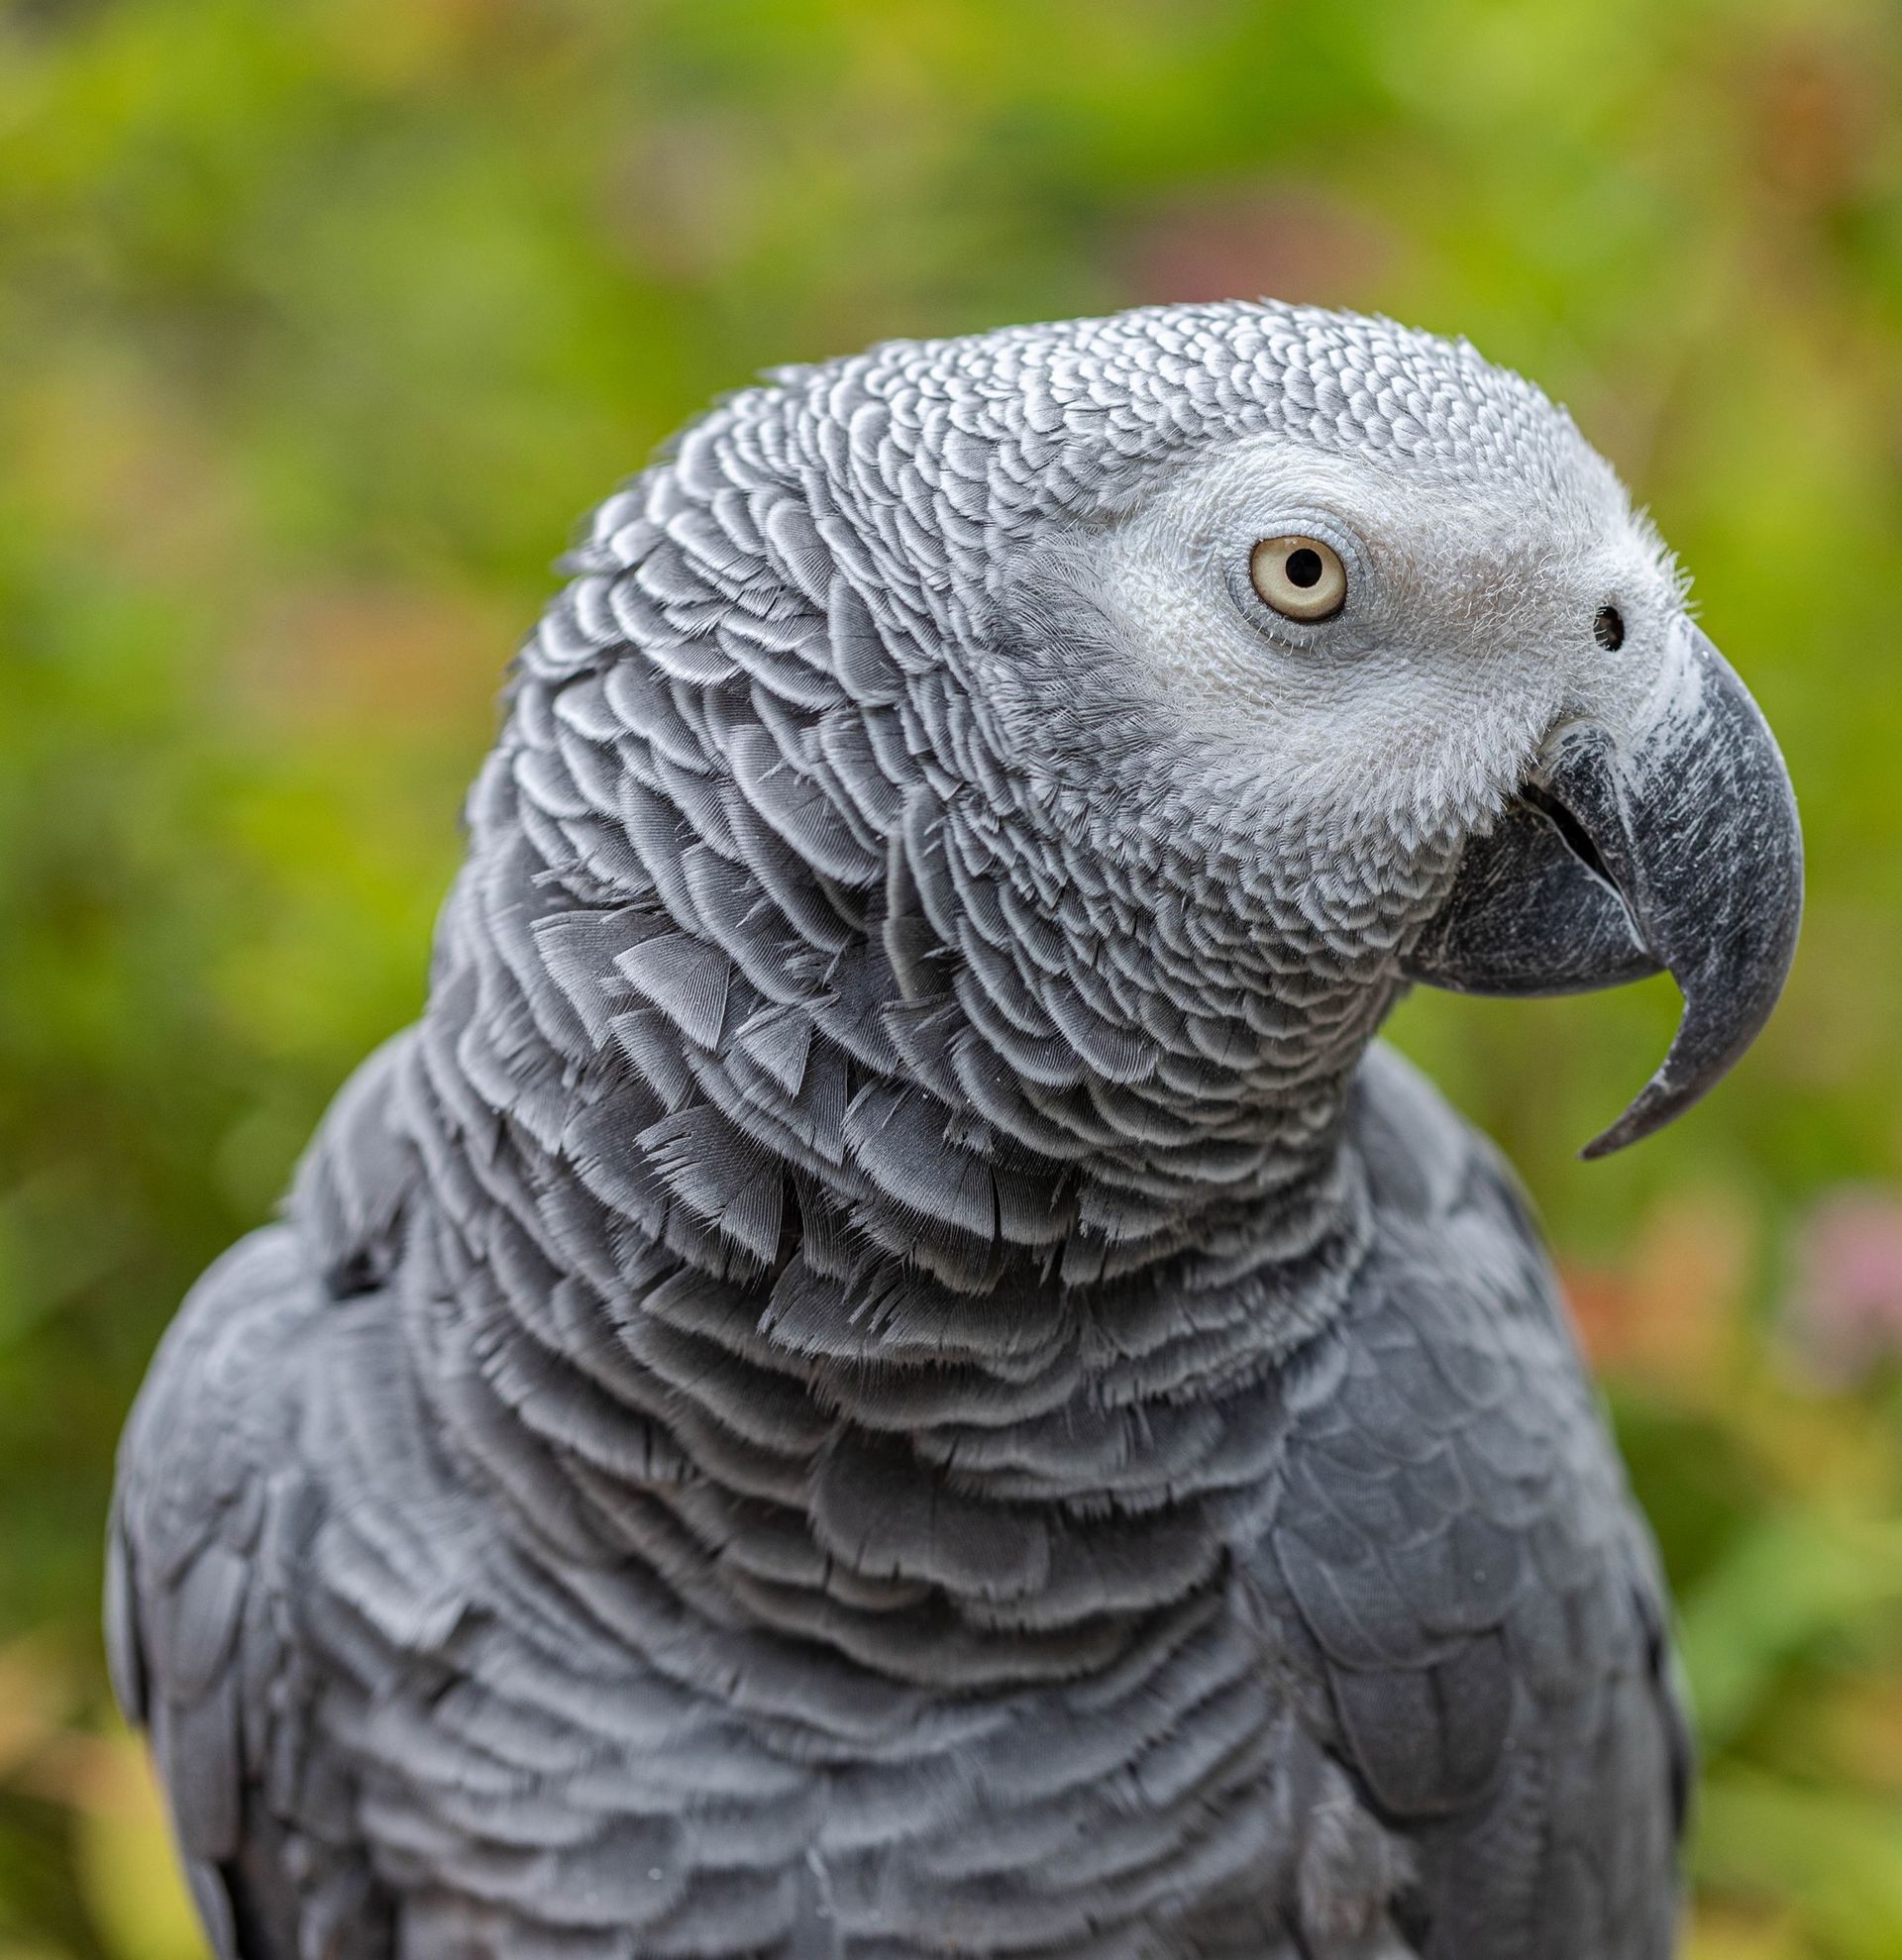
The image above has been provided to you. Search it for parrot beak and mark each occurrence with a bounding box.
[1401,622,1803,1157]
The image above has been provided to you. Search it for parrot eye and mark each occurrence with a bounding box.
[1594,605,1625,651]
[1250,536,1347,622]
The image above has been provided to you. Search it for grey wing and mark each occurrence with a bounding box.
[107,1224,392,1960]
[1251,1046,1690,1960]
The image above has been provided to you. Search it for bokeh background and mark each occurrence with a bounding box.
[1,0,1899,1953]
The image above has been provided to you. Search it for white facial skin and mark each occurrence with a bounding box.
[1076,431,1688,846]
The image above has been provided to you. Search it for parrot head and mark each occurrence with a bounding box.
[957,305,1802,1155]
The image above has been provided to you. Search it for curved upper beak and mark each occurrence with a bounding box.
[1402,623,1803,1156]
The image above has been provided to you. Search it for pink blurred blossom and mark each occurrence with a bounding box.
[1789,1187,1902,1384]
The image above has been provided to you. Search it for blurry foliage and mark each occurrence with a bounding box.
[0,0,1897,1952]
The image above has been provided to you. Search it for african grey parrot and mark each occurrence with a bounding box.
[108,302,1802,1960]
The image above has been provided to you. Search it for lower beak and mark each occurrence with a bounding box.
[1402,623,1803,1156]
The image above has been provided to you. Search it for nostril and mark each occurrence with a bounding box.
[1593,605,1625,652]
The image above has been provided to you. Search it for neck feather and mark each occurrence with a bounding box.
[327,391,1410,1683]
[355,726,1382,1688]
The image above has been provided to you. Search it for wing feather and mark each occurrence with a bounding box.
[110,1229,391,1958]
[1250,1045,1691,1958]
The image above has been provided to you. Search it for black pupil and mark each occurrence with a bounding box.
[1286,547,1323,589]
[1594,605,1625,651]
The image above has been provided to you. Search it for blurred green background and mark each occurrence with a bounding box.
[1,0,1899,1954]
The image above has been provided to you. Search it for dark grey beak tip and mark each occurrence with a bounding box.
[1578,1091,1673,1160]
